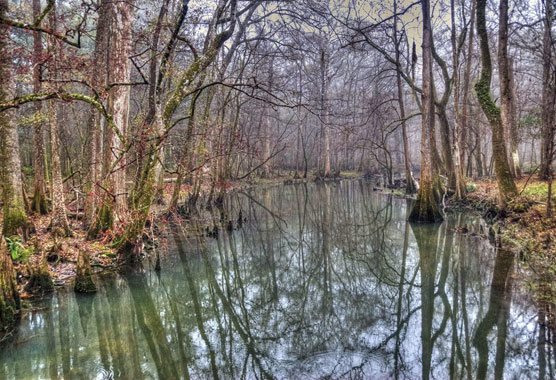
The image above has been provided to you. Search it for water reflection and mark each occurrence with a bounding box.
[0,180,549,379]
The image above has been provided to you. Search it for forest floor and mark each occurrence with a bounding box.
[1,170,359,299]
[457,176,556,305]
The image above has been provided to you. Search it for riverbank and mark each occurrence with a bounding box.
[452,177,556,305]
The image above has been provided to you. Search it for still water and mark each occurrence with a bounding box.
[0,180,548,379]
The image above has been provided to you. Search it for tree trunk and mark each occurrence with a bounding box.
[84,0,109,226]
[475,0,517,206]
[540,0,555,180]
[461,0,476,177]
[47,6,71,237]
[262,57,274,178]
[508,58,521,178]
[90,0,135,237]
[30,0,48,215]
[394,0,418,194]
[451,0,466,199]
[103,0,135,213]
[498,0,517,182]
[0,0,21,332]
[320,48,331,177]
[0,0,27,238]
[408,0,443,223]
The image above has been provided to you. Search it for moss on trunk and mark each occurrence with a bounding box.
[0,241,20,331]
[24,257,54,295]
[31,185,49,215]
[409,176,444,223]
[87,202,113,240]
[3,202,27,238]
[74,250,96,293]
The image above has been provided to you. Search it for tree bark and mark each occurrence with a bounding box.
[84,0,109,226]
[498,0,517,181]
[408,0,443,223]
[451,0,466,199]
[0,0,27,238]
[508,58,521,178]
[31,0,48,215]
[475,0,517,206]
[394,0,418,194]
[47,5,72,237]
[0,0,21,332]
[320,48,331,177]
[90,0,135,237]
[461,0,476,176]
[103,0,135,213]
[540,0,555,180]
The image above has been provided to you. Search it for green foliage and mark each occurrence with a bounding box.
[520,111,540,129]
[521,182,551,199]
[466,183,478,193]
[5,237,32,262]
[392,189,404,196]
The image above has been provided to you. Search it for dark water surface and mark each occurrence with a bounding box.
[0,180,547,379]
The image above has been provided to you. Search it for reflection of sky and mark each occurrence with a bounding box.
[0,180,543,379]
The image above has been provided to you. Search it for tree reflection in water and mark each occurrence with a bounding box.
[0,180,550,379]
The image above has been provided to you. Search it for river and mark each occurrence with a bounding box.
[0,180,545,379]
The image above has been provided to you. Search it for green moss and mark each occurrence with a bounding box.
[24,256,53,295]
[74,250,96,294]
[87,202,113,240]
[2,201,27,238]
[31,186,49,215]
[409,179,443,223]
[466,183,478,193]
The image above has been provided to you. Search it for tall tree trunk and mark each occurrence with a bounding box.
[540,0,555,180]
[47,6,72,237]
[475,0,517,206]
[394,0,418,194]
[0,0,27,238]
[408,0,443,223]
[90,0,135,237]
[103,0,135,213]
[461,0,476,176]
[84,0,109,226]
[262,57,274,178]
[498,0,517,181]
[0,0,22,332]
[320,48,331,177]
[508,59,521,178]
[31,0,48,215]
[451,0,466,199]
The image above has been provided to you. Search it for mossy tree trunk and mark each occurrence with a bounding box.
[475,0,517,206]
[409,0,443,223]
[0,239,19,332]
[117,0,239,258]
[540,0,555,180]
[74,250,96,293]
[0,0,27,238]
[24,252,53,295]
[30,0,48,215]
[0,0,21,330]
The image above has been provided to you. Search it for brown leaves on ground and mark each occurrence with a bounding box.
[468,177,556,311]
